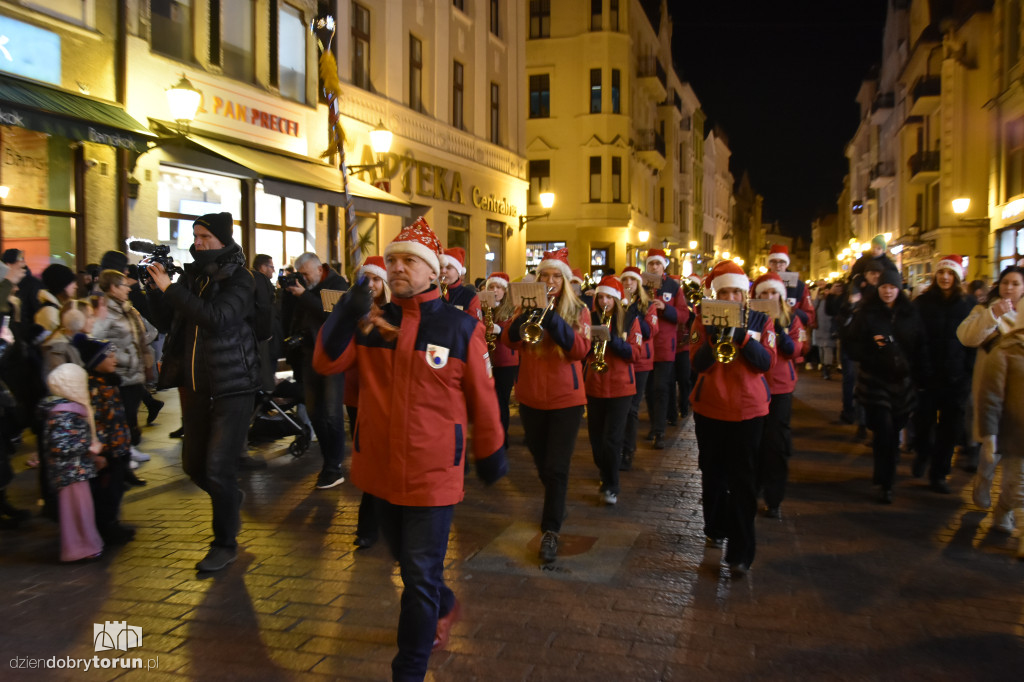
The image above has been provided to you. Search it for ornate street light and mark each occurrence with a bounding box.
[520,192,556,231]
[165,74,202,135]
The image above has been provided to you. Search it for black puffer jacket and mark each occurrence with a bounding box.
[289,268,348,351]
[149,243,259,398]
[913,287,975,391]
[845,293,926,416]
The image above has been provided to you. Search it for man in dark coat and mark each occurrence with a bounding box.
[146,212,260,572]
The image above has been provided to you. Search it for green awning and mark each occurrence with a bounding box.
[0,74,154,152]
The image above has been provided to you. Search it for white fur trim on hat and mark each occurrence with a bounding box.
[486,275,509,289]
[936,258,964,281]
[620,270,643,283]
[645,253,669,267]
[359,264,387,282]
[768,250,790,266]
[538,258,573,283]
[385,242,441,277]
[712,273,750,293]
[755,278,787,300]
[596,284,622,300]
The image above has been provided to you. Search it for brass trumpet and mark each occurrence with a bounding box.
[521,287,555,344]
[714,303,748,364]
[590,305,613,373]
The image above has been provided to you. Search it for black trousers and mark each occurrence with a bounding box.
[302,353,346,476]
[623,370,650,455]
[913,389,964,483]
[520,403,584,533]
[866,405,910,490]
[586,395,631,494]
[120,383,146,445]
[756,393,793,509]
[180,388,251,548]
[646,360,675,435]
[493,365,518,448]
[90,455,125,536]
[695,413,764,568]
[675,351,692,417]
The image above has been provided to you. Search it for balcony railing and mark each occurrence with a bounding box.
[636,129,666,157]
[908,150,940,177]
[869,161,895,187]
[871,92,894,113]
[912,76,941,100]
[638,56,667,90]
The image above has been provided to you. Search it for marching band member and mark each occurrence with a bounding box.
[344,256,390,549]
[584,276,641,505]
[485,272,519,447]
[314,218,507,679]
[620,267,656,470]
[440,247,482,320]
[644,249,681,450]
[767,244,816,327]
[690,260,776,577]
[503,248,591,563]
[752,272,808,519]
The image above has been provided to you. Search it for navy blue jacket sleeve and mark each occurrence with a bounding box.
[608,335,632,359]
[740,337,773,372]
[542,310,576,351]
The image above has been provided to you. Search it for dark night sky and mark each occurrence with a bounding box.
[666,1,889,239]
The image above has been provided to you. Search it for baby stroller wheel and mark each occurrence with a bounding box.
[288,440,304,458]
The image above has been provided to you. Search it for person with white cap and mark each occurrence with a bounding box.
[439,247,482,321]
[620,266,657,470]
[502,247,592,563]
[911,255,976,493]
[484,271,519,447]
[751,272,808,519]
[315,217,507,680]
[584,275,641,505]
[643,248,682,450]
[689,260,775,577]
[766,244,816,328]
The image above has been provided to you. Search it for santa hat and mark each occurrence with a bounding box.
[537,247,573,283]
[767,244,790,266]
[441,247,466,277]
[595,275,623,301]
[570,268,584,286]
[752,272,787,299]
[620,266,643,284]
[935,254,964,281]
[646,249,669,268]
[707,260,749,294]
[486,272,510,289]
[46,363,97,441]
[358,255,387,282]
[383,217,443,277]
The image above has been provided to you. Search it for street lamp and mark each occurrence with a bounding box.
[165,74,202,135]
[952,197,989,225]
[688,240,698,250]
[348,120,394,175]
[519,191,555,231]
[638,230,650,243]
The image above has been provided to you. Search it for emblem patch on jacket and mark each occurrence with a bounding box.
[426,344,449,369]
[767,331,776,349]
[662,292,673,302]
[690,329,700,345]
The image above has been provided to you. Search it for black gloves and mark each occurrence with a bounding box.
[340,276,373,320]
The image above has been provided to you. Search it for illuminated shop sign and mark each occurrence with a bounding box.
[181,75,305,151]
[0,17,61,85]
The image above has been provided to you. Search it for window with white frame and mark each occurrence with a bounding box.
[278,3,306,103]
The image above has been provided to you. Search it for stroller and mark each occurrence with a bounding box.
[248,379,313,458]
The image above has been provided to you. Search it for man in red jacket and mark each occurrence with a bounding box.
[645,249,681,449]
[314,218,507,681]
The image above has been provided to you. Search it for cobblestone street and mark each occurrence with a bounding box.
[2,372,1022,681]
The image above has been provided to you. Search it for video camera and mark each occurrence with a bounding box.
[278,272,305,289]
[126,239,183,288]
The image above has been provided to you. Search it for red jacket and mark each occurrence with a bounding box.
[446,281,482,321]
[689,313,777,422]
[627,300,657,373]
[584,316,642,398]
[652,275,681,361]
[313,286,504,506]
[343,366,359,407]
[765,315,808,396]
[491,311,519,368]
[502,303,592,410]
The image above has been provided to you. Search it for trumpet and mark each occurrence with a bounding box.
[714,303,748,364]
[439,276,449,299]
[590,305,613,374]
[521,287,555,344]
[482,301,496,354]
[682,278,703,307]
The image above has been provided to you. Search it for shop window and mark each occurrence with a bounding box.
[254,185,312,270]
[278,3,306,103]
[590,69,601,114]
[0,126,75,274]
[525,241,565,272]
[352,3,371,90]
[490,83,500,145]
[997,226,1024,272]
[589,156,601,202]
[590,0,601,31]
[529,74,550,119]
[220,0,255,82]
[453,61,465,130]
[485,220,504,276]
[409,34,423,113]
[151,0,192,61]
[156,167,242,264]
[611,69,620,114]
[591,248,608,273]
[28,0,93,27]
[611,156,621,203]
[529,159,550,205]
[529,0,550,39]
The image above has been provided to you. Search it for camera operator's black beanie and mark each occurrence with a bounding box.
[194,212,235,247]
[100,250,128,273]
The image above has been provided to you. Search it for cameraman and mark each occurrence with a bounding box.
[285,253,348,489]
[146,212,260,573]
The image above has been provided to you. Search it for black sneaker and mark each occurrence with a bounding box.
[539,530,559,563]
[619,451,634,471]
[146,400,164,425]
[315,471,346,489]
[196,546,237,572]
[728,562,750,577]
[169,426,184,438]
[652,435,665,450]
